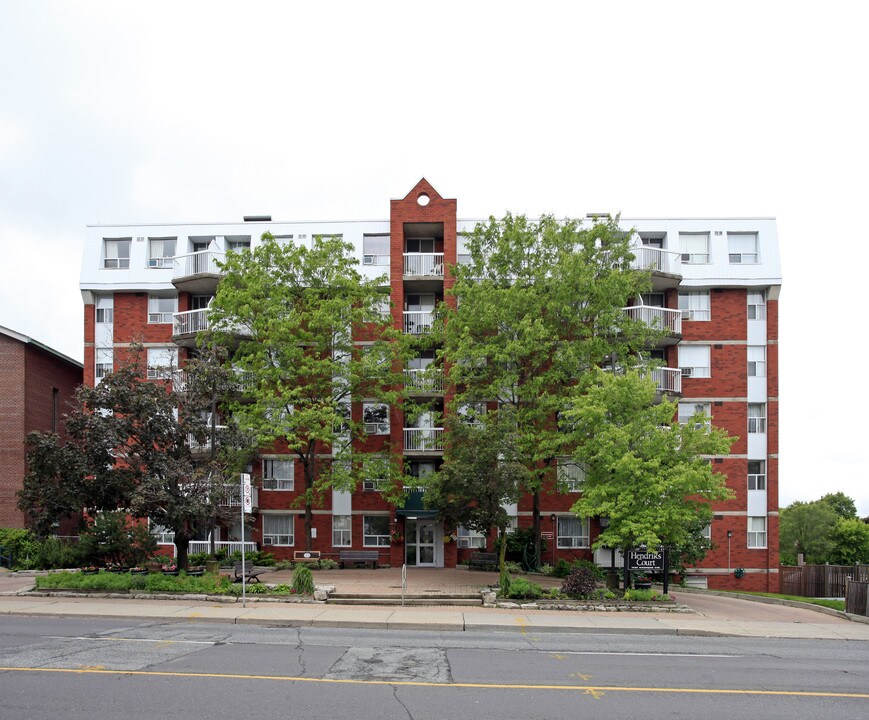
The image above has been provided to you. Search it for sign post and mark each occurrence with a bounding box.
[240,473,252,608]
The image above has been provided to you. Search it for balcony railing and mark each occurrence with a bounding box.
[174,308,210,336]
[186,540,257,556]
[187,427,228,454]
[404,368,444,393]
[403,310,435,334]
[623,305,682,335]
[630,246,682,275]
[404,427,445,452]
[648,366,682,394]
[173,250,226,280]
[404,253,444,276]
[174,370,256,394]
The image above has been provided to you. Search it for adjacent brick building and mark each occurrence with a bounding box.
[0,325,83,528]
[79,179,782,590]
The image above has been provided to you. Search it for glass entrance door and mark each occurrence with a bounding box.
[405,520,437,567]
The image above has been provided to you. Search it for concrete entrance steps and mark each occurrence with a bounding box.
[328,593,482,606]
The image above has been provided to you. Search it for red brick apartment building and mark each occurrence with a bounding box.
[0,326,83,529]
[80,179,781,590]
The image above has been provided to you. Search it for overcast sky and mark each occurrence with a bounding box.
[1,1,867,515]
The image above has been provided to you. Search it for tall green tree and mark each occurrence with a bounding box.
[438,214,663,563]
[19,354,253,568]
[424,411,528,587]
[207,233,409,549]
[829,517,869,565]
[566,370,734,568]
[820,492,858,520]
[779,499,840,565]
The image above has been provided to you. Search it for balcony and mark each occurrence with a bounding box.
[186,426,228,455]
[404,253,444,277]
[629,246,682,290]
[404,368,444,394]
[173,369,256,396]
[403,310,435,335]
[647,366,682,395]
[172,251,226,294]
[623,305,682,344]
[404,427,444,453]
[173,309,251,347]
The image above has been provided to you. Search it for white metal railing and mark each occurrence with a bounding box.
[403,310,435,334]
[648,366,682,394]
[404,368,444,393]
[404,427,445,452]
[186,541,257,556]
[173,308,210,336]
[186,426,228,453]
[404,253,444,276]
[173,250,226,280]
[173,370,255,394]
[221,485,259,507]
[623,305,682,335]
[630,246,682,275]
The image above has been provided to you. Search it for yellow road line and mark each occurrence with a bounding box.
[0,667,867,699]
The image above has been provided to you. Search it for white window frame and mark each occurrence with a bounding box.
[679,232,710,264]
[728,232,759,264]
[747,516,767,548]
[362,234,390,266]
[678,345,711,379]
[103,237,131,269]
[146,347,178,379]
[748,460,766,491]
[557,457,585,493]
[262,458,294,491]
[748,346,766,377]
[148,295,178,324]
[148,237,177,268]
[363,403,390,435]
[262,514,294,546]
[556,516,589,549]
[678,402,711,430]
[332,515,351,547]
[457,526,487,549]
[678,290,710,321]
[747,292,766,320]
[95,348,113,384]
[150,523,175,545]
[362,458,389,492]
[748,404,766,434]
[457,401,487,425]
[225,235,251,252]
[362,515,390,547]
[95,296,114,324]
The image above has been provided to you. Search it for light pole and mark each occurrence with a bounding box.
[727,530,733,574]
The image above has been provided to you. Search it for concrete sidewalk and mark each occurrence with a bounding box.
[2,567,869,640]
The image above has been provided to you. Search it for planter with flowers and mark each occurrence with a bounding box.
[391,531,404,544]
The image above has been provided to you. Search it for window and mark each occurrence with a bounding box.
[405,237,435,254]
[95,349,113,384]
[362,458,389,491]
[457,402,486,424]
[332,515,351,546]
[457,526,487,549]
[557,457,585,492]
[148,295,178,324]
[103,237,131,269]
[362,515,390,546]
[748,404,766,434]
[747,292,766,320]
[150,524,175,545]
[363,234,390,265]
[556,516,589,548]
[678,291,710,321]
[747,516,767,548]
[701,523,712,540]
[146,347,178,379]
[728,232,758,264]
[748,346,766,377]
[262,514,294,546]
[679,232,709,264]
[640,292,665,308]
[95,296,114,324]
[374,295,391,318]
[748,460,766,491]
[678,402,711,430]
[262,458,294,490]
[333,402,351,434]
[678,345,711,378]
[148,237,177,268]
[363,403,390,435]
[225,235,251,252]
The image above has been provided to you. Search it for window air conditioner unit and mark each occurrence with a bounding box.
[148,313,162,323]
[363,480,382,491]
[148,258,160,268]
[263,537,274,545]
[363,255,375,265]
[680,367,693,378]
[681,253,691,262]
[147,369,158,379]
[365,422,389,434]
[680,309,691,320]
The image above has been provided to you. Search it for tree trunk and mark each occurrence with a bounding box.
[174,531,190,570]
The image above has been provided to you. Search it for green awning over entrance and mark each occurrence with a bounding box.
[395,490,439,518]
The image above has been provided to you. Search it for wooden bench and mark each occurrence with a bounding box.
[338,550,379,569]
[468,552,498,571]
[234,561,266,583]
[293,550,322,567]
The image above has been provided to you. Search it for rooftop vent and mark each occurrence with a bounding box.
[243,215,271,222]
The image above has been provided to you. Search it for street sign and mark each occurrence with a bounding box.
[628,549,664,572]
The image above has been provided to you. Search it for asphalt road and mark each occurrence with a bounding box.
[1,616,867,720]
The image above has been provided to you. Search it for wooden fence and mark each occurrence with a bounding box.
[780,564,869,598]
[845,580,869,617]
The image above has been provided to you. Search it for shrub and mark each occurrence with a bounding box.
[77,513,156,567]
[537,564,554,576]
[551,558,572,578]
[504,561,524,574]
[505,577,543,599]
[291,564,314,595]
[272,583,294,594]
[623,588,670,602]
[247,551,276,566]
[35,536,85,570]
[0,528,40,570]
[318,558,339,570]
[494,528,546,568]
[560,566,599,599]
